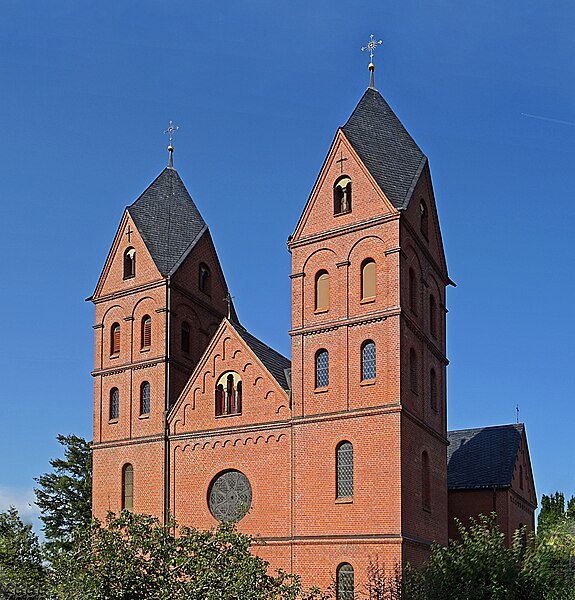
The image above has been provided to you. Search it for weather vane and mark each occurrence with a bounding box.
[164,120,180,167]
[361,34,383,89]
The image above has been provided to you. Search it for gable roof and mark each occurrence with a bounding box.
[342,87,427,210]
[235,325,291,392]
[447,424,524,490]
[127,167,207,276]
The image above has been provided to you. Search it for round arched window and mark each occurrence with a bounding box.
[208,470,252,522]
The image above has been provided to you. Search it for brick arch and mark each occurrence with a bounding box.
[347,235,388,310]
[130,295,155,319]
[100,303,123,325]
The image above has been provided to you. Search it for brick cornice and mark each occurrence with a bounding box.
[91,279,166,305]
[289,306,400,337]
[169,421,290,443]
[92,356,165,377]
[402,312,448,365]
[92,434,164,450]
[289,212,399,249]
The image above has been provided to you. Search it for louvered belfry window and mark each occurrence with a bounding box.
[123,248,136,279]
[122,464,134,511]
[361,341,376,381]
[111,323,120,355]
[141,316,151,349]
[336,442,354,498]
[315,271,329,311]
[140,382,150,415]
[336,563,354,600]
[361,259,376,300]
[315,350,329,388]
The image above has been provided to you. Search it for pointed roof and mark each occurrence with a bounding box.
[447,424,525,490]
[342,87,427,210]
[127,167,207,276]
[234,325,291,392]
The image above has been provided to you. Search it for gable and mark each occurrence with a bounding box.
[169,320,291,435]
[91,211,162,300]
[292,129,398,242]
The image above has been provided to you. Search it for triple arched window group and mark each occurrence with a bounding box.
[314,259,376,313]
[109,381,151,421]
[109,316,152,357]
[315,341,376,389]
[215,372,242,416]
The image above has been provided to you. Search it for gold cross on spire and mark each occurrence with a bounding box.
[361,34,383,89]
[164,120,180,168]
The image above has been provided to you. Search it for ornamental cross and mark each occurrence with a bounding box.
[164,120,179,146]
[361,34,383,62]
[336,151,348,173]
[125,225,133,242]
[223,292,235,320]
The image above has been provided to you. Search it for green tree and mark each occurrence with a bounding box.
[50,511,327,600]
[0,507,46,599]
[34,434,92,553]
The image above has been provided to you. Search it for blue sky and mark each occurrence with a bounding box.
[1,1,574,528]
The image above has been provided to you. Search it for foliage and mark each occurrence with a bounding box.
[0,507,46,599]
[538,491,575,533]
[398,513,575,600]
[34,434,92,554]
[50,511,326,600]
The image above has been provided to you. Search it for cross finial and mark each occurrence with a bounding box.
[223,292,235,320]
[164,120,179,168]
[361,34,383,89]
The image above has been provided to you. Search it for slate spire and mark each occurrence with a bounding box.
[342,88,427,210]
[127,167,207,276]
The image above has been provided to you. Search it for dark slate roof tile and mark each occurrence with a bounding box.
[447,424,524,490]
[235,325,291,392]
[128,168,206,276]
[342,88,427,210]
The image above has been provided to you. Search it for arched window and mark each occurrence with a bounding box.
[141,315,151,349]
[420,200,429,239]
[409,268,417,314]
[110,323,120,356]
[215,372,242,416]
[140,381,150,415]
[315,270,329,312]
[336,563,354,600]
[336,442,353,498]
[429,294,437,337]
[333,176,352,215]
[122,464,134,511]
[519,465,524,490]
[361,340,376,381]
[409,348,418,393]
[430,368,438,411]
[199,263,211,295]
[181,321,190,354]
[361,259,376,301]
[315,349,329,388]
[123,247,136,279]
[109,388,119,421]
[422,451,431,510]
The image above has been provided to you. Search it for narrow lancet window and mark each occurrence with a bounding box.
[361,341,376,381]
[181,321,190,354]
[111,323,120,356]
[215,372,242,416]
[122,464,134,511]
[140,382,150,415]
[420,200,429,239]
[333,177,352,215]
[315,271,329,312]
[110,388,119,420]
[199,263,211,295]
[123,247,136,279]
[315,349,329,388]
[141,316,151,349]
[336,442,354,498]
[361,259,376,301]
[336,564,354,600]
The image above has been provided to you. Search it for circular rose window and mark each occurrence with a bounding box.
[208,470,252,522]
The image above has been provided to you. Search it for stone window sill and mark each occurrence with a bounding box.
[360,379,376,387]
[314,308,329,315]
[215,412,242,418]
[334,210,351,217]
[360,297,376,305]
[140,347,150,353]
[138,414,149,420]
[110,354,119,360]
[314,387,329,394]
[335,496,353,504]
[108,419,118,424]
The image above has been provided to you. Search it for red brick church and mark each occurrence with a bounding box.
[89,66,536,595]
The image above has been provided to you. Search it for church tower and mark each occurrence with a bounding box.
[288,68,449,583]
[90,160,233,520]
